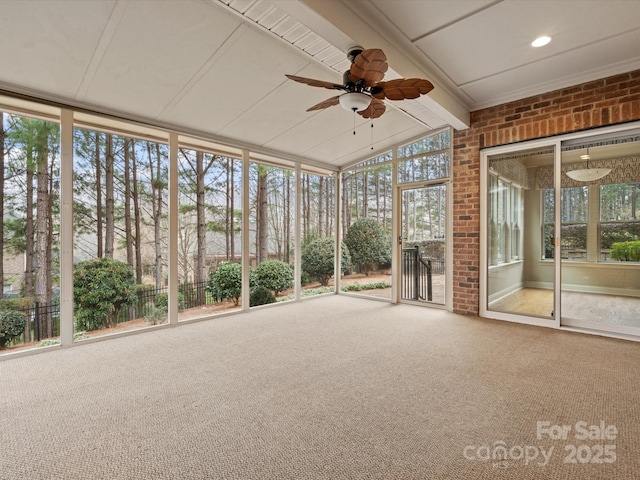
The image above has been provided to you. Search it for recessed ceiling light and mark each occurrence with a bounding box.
[532,36,551,47]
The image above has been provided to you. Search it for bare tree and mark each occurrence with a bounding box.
[104,134,114,258]
[34,122,56,337]
[256,165,268,263]
[0,113,4,299]
[146,142,166,288]
[123,139,133,266]
[131,142,143,283]
[94,132,103,258]
[226,157,236,261]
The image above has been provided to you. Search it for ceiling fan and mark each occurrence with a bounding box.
[285,47,434,119]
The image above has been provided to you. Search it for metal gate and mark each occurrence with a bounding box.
[401,246,432,301]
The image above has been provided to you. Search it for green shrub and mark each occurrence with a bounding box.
[601,222,640,249]
[154,292,185,312]
[155,292,169,311]
[208,262,242,305]
[144,306,167,325]
[249,285,276,307]
[0,309,27,349]
[341,281,391,292]
[74,258,138,331]
[344,218,391,275]
[253,260,294,296]
[301,238,352,286]
[611,240,640,262]
[0,297,33,311]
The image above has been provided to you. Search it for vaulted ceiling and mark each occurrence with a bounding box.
[0,0,639,169]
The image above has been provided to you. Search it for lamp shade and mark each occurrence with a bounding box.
[566,168,611,182]
[339,92,371,112]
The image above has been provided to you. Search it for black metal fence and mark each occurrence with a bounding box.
[124,280,210,322]
[401,246,444,302]
[4,280,212,347]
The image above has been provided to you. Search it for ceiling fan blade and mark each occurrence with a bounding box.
[306,96,341,111]
[285,74,345,90]
[372,78,434,100]
[357,98,386,119]
[350,49,388,86]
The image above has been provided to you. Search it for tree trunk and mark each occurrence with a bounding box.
[95,132,103,258]
[374,173,380,221]
[123,139,134,320]
[363,171,369,218]
[341,173,349,236]
[132,142,143,283]
[318,176,324,238]
[325,177,332,236]
[104,134,114,258]
[229,159,235,261]
[24,142,34,299]
[46,140,56,336]
[195,151,206,304]
[284,173,290,263]
[302,175,308,239]
[124,139,133,267]
[305,175,311,236]
[151,143,163,288]
[34,123,52,337]
[257,166,268,263]
[0,113,4,299]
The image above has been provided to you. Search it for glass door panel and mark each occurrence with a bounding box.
[560,137,640,334]
[486,147,555,319]
[400,184,447,305]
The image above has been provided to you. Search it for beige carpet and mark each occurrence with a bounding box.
[1,295,639,479]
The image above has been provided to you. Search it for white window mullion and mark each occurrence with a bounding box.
[59,109,74,346]
[167,132,179,324]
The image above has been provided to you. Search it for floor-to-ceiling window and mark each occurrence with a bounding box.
[299,171,337,298]
[248,161,295,306]
[177,146,242,319]
[73,127,169,339]
[0,93,458,356]
[341,153,393,300]
[0,111,60,349]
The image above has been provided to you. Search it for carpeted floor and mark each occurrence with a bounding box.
[1,295,639,479]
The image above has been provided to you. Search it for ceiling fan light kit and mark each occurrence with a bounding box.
[285,47,434,119]
[339,92,371,112]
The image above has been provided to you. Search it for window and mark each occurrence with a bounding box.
[489,173,523,265]
[600,183,640,261]
[398,130,450,183]
[562,186,589,261]
[544,183,640,262]
[542,187,588,260]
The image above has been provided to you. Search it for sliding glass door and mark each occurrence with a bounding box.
[482,124,640,338]
[560,135,640,335]
[483,145,556,322]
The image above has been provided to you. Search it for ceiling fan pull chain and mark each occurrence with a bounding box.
[353,111,356,135]
[371,122,374,150]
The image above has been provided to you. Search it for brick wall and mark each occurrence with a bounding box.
[452,69,640,315]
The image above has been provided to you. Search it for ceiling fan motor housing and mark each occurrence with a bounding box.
[347,46,363,63]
